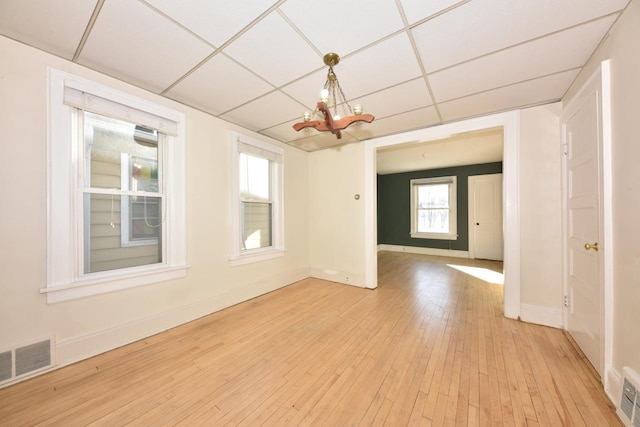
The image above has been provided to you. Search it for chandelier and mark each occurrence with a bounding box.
[293,53,374,139]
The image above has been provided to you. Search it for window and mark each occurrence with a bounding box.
[410,176,458,240]
[44,68,187,303]
[229,132,284,266]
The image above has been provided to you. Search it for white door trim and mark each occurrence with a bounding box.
[364,110,520,320]
[560,60,612,385]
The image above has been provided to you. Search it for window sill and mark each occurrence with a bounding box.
[228,248,285,267]
[410,232,458,241]
[41,264,189,304]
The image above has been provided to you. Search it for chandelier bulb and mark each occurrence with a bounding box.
[320,89,329,104]
[353,104,363,115]
[303,111,312,122]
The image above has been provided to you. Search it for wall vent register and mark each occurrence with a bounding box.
[618,367,640,427]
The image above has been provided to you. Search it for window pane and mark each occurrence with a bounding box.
[239,153,270,200]
[129,195,161,240]
[129,156,158,192]
[242,201,272,250]
[84,111,158,190]
[418,208,450,233]
[84,194,162,273]
[417,184,449,208]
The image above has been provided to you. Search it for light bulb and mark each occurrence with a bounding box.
[353,104,363,115]
[333,115,341,120]
[320,89,329,103]
[303,111,312,122]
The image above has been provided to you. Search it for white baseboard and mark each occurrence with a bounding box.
[54,267,309,368]
[378,244,469,259]
[309,268,365,288]
[519,304,563,329]
[606,366,622,407]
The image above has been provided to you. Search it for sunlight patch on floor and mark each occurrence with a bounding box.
[447,264,504,285]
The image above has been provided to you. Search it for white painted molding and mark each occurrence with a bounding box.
[378,244,469,259]
[519,304,563,329]
[309,268,366,288]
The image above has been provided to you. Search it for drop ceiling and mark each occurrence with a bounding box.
[0,0,630,152]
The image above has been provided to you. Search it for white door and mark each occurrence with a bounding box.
[562,78,604,376]
[469,174,503,261]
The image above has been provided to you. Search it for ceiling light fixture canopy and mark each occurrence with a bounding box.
[293,53,374,139]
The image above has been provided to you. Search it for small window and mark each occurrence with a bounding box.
[229,132,284,266]
[410,176,458,240]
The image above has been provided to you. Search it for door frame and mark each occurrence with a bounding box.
[468,173,503,260]
[560,60,613,384]
[364,110,521,320]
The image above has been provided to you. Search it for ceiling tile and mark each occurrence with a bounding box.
[260,118,306,143]
[280,0,405,56]
[78,0,213,93]
[412,0,629,73]
[143,0,277,47]
[0,0,98,60]
[333,33,423,100]
[165,54,273,116]
[220,91,307,131]
[347,107,441,141]
[398,0,465,25]
[351,78,433,120]
[429,15,618,102]
[223,12,321,87]
[438,69,580,122]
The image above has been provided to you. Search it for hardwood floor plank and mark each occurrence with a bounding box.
[0,252,622,426]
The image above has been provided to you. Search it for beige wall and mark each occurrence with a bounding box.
[308,143,367,286]
[519,103,563,313]
[0,36,309,367]
[564,0,640,379]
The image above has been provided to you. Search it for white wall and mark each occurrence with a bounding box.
[308,143,366,287]
[563,0,640,385]
[518,103,564,326]
[0,36,309,370]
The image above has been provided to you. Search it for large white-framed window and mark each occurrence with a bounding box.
[229,132,284,266]
[44,68,187,303]
[410,176,458,240]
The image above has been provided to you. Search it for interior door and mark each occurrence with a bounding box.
[563,85,603,376]
[469,173,503,261]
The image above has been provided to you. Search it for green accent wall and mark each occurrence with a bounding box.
[377,162,503,251]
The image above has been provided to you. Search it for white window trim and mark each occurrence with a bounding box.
[42,68,188,303]
[228,132,285,266]
[410,176,458,240]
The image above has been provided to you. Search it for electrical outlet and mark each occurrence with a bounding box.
[345,276,350,282]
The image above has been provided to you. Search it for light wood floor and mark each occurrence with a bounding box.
[0,252,620,426]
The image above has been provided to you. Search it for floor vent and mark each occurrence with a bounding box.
[618,367,640,427]
[0,339,53,387]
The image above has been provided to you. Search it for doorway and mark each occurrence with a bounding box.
[364,111,521,319]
